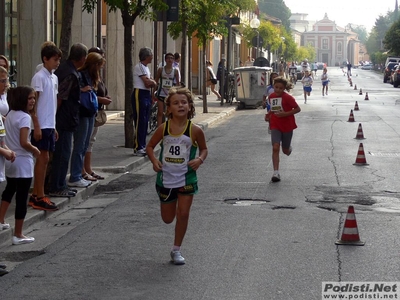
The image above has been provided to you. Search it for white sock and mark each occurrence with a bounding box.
[172,246,181,252]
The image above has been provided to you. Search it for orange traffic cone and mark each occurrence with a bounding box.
[354,84,357,90]
[349,80,353,87]
[354,101,359,111]
[347,109,355,122]
[359,88,363,95]
[353,143,369,166]
[354,123,365,139]
[335,206,365,246]
[364,92,369,100]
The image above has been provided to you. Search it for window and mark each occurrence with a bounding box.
[322,38,329,50]
[338,42,342,53]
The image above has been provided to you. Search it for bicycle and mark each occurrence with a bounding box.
[147,98,158,134]
[225,73,236,105]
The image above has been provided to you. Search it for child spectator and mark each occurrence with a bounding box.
[265,77,300,182]
[146,88,208,265]
[0,86,40,244]
[30,42,61,211]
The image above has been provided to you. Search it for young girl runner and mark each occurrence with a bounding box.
[301,69,313,104]
[321,67,329,96]
[266,77,300,183]
[0,86,40,244]
[146,87,208,265]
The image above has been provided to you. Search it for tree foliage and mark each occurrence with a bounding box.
[258,0,291,30]
[383,18,400,56]
[168,0,255,112]
[83,0,166,148]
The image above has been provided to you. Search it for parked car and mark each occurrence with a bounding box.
[391,65,400,87]
[361,64,373,70]
[383,62,398,83]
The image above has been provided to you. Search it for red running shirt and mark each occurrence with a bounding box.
[268,91,299,132]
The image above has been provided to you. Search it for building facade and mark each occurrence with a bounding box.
[290,13,364,67]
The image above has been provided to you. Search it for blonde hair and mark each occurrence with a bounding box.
[165,87,196,119]
[0,66,10,91]
[0,55,10,71]
[78,52,105,89]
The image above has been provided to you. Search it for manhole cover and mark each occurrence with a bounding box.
[224,198,269,206]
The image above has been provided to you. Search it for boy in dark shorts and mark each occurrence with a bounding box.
[30,42,62,210]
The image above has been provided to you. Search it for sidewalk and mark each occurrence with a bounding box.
[0,94,237,247]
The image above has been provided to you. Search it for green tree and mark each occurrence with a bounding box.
[258,0,291,30]
[383,18,400,55]
[83,0,166,148]
[168,0,254,112]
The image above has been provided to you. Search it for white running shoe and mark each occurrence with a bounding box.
[67,179,91,188]
[170,251,185,265]
[271,174,281,183]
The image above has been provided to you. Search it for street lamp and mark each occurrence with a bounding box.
[250,17,261,58]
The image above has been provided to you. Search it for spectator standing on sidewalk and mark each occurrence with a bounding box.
[68,52,104,186]
[146,88,208,265]
[154,52,180,127]
[49,43,88,197]
[0,66,16,231]
[205,60,221,101]
[0,66,9,119]
[82,47,112,181]
[0,86,39,245]
[29,42,61,211]
[131,47,157,156]
[266,77,300,183]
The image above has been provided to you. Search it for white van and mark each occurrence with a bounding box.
[385,57,400,67]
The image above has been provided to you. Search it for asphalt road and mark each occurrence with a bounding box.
[1,67,400,300]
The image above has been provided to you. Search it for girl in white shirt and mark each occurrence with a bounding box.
[0,86,40,245]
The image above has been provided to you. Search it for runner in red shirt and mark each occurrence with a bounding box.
[265,76,301,182]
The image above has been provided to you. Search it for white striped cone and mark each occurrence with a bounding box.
[335,206,365,246]
[353,143,369,165]
[354,123,365,140]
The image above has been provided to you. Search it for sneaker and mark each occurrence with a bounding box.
[170,250,185,265]
[28,194,37,206]
[1,223,10,230]
[271,173,281,183]
[49,189,76,197]
[0,269,9,276]
[12,236,35,245]
[68,187,78,193]
[31,197,59,211]
[67,179,91,188]
[133,149,146,157]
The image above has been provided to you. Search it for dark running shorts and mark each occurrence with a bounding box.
[31,128,56,151]
[156,183,198,203]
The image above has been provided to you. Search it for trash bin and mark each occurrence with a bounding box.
[233,66,272,109]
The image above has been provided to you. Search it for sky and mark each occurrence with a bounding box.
[283,0,397,32]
